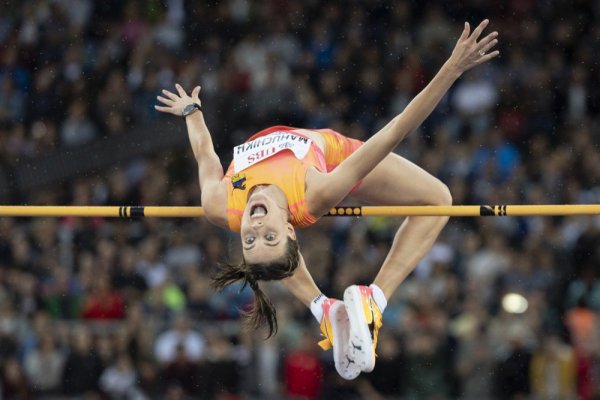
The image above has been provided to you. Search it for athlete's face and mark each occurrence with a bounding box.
[240,189,296,264]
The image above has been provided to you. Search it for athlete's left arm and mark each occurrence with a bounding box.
[306,20,499,215]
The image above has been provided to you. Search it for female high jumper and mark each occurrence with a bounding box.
[155,19,499,380]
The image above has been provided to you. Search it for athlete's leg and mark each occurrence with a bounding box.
[350,153,452,299]
[344,154,452,372]
[341,153,450,372]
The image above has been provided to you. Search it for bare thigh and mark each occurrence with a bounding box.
[350,153,451,205]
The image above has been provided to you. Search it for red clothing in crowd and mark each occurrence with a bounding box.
[284,350,324,399]
[81,291,124,320]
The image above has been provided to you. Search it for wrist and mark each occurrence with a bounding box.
[182,102,203,119]
[441,60,463,80]
[184,110,204,124]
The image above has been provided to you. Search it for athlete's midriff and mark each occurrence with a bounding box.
[223,126,363,232]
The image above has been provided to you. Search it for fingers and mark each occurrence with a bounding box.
[175,83,187,97]
[477,50,500,64]
[460,22,470,41]
[154,105,175,114]
[191,85,201,99]
[477,31,498,48]
[156,95,174,106]
[161,89,179,101]
[470,19,489,42]
[475,28,499,61]
[478,37,498,56]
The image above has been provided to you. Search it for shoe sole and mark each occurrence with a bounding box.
[344,285,376,372]
[330,301,362,380]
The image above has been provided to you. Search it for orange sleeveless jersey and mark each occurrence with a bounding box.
[223,126,362,232]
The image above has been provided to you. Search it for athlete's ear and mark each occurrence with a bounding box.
[286,223,297,240]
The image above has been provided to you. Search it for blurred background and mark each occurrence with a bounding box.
[1,0,600,399]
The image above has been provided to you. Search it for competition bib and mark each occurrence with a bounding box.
[233,131,312,173]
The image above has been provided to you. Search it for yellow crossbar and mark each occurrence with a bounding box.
[0,204,599,218]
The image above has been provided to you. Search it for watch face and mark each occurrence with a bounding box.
[183,104,197,116]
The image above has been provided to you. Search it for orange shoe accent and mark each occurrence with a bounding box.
[317,298,362,380]
[359,286,382,354]
[318,298,337,350]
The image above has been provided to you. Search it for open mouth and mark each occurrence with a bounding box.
[250,204,267,217]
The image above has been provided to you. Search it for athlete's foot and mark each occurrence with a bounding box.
[343,285,383,372]
[318,298,362,380]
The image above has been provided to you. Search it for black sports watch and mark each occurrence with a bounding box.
[182,103,202,119]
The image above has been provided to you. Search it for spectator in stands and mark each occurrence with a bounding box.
[81,273,125,320]
[60,102,97,147]
[160,344,202,397]
[1,357,32,399]
[23,332,65,395]
[99,353,137,398]
[283,330,324,400]
[61,327,104,396]
[154,314,205,364]
[530,334,577,400]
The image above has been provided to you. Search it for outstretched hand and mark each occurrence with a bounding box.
[448,19,499,74]
[155,84,201,116]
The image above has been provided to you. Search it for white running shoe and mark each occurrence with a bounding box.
[318,298,362,380]
[343,285,383,373]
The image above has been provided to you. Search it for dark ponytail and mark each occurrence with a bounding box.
[212,239,300,338]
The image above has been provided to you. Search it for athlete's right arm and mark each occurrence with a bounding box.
[280,252,322,307]
[156,84,228,227]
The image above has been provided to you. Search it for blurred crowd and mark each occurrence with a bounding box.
[1,0,600,399]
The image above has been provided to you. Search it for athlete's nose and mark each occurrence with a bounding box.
[251,219,263,228]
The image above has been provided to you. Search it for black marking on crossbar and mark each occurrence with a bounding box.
[118,206,145,218]
[480,205,495,216]
[130,206,144,217]
[480,205,508,216]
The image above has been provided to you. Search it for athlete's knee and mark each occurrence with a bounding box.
[423,179,452,206]
[430,181,452,206]
[429,182,451,227]
[415,180,452,206]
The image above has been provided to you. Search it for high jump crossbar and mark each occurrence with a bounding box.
[0,205,599,218]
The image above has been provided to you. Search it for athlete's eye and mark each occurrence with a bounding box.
[265,233,276,241]
[244,236,255,245]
